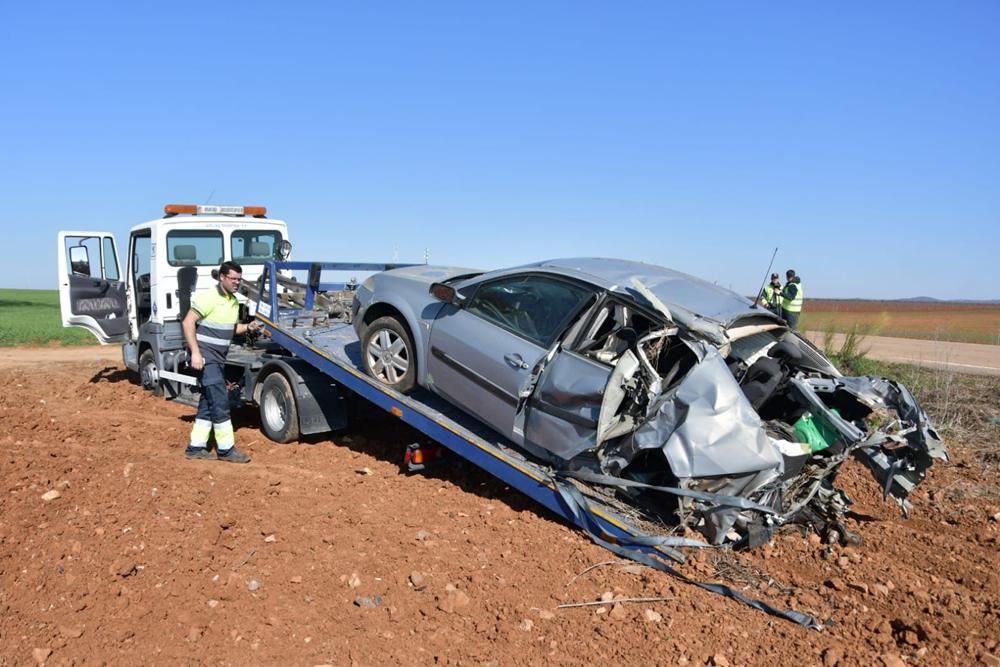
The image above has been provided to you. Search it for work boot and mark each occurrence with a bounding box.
[184,446,215,460]
[217,447,251,464]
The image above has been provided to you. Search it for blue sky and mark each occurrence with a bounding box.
[2,2,997,299]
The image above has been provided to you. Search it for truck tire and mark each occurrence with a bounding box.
[361,316,416,393]
[138,349,163,397]
[259,372,300,443]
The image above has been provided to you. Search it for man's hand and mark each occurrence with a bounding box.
[190,351,205,371]
[239,320,262,335]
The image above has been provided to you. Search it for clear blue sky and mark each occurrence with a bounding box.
[2,1,997,300]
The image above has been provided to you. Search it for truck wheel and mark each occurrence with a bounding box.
[260,373,300,443]
[138,349,163,397]
[361,316,416,393]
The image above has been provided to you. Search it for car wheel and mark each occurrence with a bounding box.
[362,316,416,393]
[259,373,300,443]
[138,349,163,396]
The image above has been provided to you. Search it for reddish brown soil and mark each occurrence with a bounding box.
[1,354,998,666]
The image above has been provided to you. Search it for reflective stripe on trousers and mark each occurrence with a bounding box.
[189,418,212,448]
[214,420,235,451]
[188,418,235,450]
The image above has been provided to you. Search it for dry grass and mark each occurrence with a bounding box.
[902,367,1000,463]
[824,326,1000,466]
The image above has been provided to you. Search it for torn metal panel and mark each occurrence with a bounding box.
[608,347,783,480]
[521,349,608,460]
[834,376,947,460]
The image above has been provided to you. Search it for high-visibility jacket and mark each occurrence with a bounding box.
[782,281,804,313]
[760,284,781,311]
[191,285,239,364]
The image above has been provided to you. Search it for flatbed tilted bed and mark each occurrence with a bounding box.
[252,261,820,628]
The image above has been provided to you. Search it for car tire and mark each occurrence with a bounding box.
[361,316,417,393]
[138,349,163,397]
[259,372,300,443]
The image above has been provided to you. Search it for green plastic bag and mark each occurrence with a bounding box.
[793,411,841,452]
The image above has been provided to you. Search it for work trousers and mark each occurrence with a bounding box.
[189,363,235,451]
[195,363,230,423]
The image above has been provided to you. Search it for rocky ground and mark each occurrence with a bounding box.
[0,353,998,666]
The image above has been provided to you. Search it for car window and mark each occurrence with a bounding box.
[465,275,593,346]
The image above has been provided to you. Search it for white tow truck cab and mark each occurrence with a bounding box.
[58,204,291,397]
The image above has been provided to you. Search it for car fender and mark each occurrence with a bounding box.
[360,279,448,386]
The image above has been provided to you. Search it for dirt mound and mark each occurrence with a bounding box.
[1,355,998,665]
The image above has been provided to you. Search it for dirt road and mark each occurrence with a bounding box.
[1,352,998,665]
[805,332,1000,376]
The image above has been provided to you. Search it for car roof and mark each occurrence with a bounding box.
[514,257,773,326]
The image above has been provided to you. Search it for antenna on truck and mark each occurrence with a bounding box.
[750,247,779,309]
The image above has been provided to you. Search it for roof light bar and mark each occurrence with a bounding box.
[163,204,268,217]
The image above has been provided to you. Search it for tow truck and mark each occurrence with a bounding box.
[56,203,403,441]
[57,205,821,628]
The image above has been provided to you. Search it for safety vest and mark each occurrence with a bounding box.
[191,285,239,364]
[761,284,781,310]
[782,281,804,313]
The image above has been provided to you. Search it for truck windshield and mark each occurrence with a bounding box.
[166,230,223,267]
[232,230,282,265]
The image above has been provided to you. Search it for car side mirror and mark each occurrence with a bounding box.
[430,282,465,307]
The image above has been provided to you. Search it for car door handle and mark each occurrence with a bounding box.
[504,353,530,370]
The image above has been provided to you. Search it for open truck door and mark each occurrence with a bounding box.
[57,231,130,344]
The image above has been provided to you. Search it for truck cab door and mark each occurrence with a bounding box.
[57,231,131,344]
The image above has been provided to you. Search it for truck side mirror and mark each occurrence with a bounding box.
[69,246,91,276]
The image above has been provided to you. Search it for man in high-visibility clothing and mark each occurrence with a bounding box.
[757,273,783,315]
[781,269,804,331]
[182,261,260,462]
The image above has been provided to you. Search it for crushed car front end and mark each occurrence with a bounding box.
[528,259,948,547]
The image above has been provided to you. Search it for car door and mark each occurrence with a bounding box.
[520,348,613,460]
[57,231,130,344]
[426,274,595,441]
[521,295,663,461]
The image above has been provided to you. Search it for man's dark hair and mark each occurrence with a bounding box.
[219,261,243,276]
[786,269,796,279]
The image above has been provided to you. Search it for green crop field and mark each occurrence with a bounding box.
[0,289,99,346]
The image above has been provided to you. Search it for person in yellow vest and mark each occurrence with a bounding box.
[781,269,804,331]
[182,261,260,462]
[757,273,783,315]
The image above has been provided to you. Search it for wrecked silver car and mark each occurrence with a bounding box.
[353,258,947,547]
